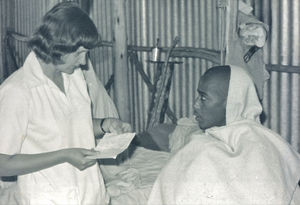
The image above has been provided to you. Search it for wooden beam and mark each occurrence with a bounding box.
[127,46,221,64]
[7,31,28,42]
[216,0,228,64]
[224,0,239,65]
[96,41,221,64]
[112,0,130,122]
[266,64,300,74]
[1,1,16,83]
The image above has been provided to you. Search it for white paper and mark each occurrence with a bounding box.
[87,133,136,159]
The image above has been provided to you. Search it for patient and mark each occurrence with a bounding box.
[148,65,300,204]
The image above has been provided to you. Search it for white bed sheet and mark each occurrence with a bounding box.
[100,146,170,205]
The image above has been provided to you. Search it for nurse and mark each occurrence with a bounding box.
[0,2,130,204]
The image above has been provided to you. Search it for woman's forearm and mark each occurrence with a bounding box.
[0,150,66,177]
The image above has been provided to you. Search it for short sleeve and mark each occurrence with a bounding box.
[0,86,29,154]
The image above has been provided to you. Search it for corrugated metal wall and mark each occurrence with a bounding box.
[125,0,221,131]
[88,0,115,98]
[1,0,299,150]
[0,0,223,132]
[244,0,300,151]
[89,0,221,131]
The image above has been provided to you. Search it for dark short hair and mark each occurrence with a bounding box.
[204,65,231,77]
[28,1,100,64]
[202,65,231,99]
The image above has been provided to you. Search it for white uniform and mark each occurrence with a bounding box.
[0,52,112,204]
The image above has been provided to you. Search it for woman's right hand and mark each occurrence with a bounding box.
[0,148,98,177]
[62,148,98,171]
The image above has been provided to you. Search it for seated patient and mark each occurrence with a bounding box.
[148,65,300,204]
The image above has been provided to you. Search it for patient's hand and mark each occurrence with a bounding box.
[102,118,132,134]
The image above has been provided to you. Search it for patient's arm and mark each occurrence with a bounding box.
[134,123,176,151]
[93,118,132,138]
[0,148,97,177]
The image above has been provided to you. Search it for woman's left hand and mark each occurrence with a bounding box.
[102,118,132,134]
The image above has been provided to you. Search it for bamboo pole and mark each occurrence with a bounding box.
[112,0,130,122]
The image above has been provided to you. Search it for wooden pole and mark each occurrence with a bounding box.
[224,0,239,64]
[112,0,130,122]
[1,0,15,83]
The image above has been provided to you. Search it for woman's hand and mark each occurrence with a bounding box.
[102,118,132,134]
[62,148,98,171]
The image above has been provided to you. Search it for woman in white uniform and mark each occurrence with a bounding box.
[0,2,130,204]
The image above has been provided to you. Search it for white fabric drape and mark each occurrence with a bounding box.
[147,65,300,205]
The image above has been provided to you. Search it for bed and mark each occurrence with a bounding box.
[100,118,200,205]
[101,146,170,205]
[0,118,199,205]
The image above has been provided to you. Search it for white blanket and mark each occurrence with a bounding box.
[101,147,170,205]
[148,120,300,204]
[147,65,300,205]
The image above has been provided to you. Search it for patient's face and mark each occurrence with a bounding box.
[193,75,227,130]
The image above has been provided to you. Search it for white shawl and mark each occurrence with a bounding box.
[147,65,300,205]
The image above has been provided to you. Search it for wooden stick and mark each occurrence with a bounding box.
[128,46,220,63]
[266,64,300,74]
[112,0,130,122]
[129,52,177,123]
[147,37,180,129]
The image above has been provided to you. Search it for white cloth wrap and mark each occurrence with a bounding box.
[147,65,300,205]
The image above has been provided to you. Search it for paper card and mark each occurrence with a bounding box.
[86,132,136,159]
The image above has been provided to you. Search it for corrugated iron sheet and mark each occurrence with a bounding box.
[89,0,221,131]
[123,0,221,131]
[1,0,299,150]
[88,0,115,100]
[246,0,300,151]
[1,0,221,132]
[87,0,300,148]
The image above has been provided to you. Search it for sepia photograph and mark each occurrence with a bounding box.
[0,0,299,204]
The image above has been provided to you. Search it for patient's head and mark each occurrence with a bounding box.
[193,66,230,130]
